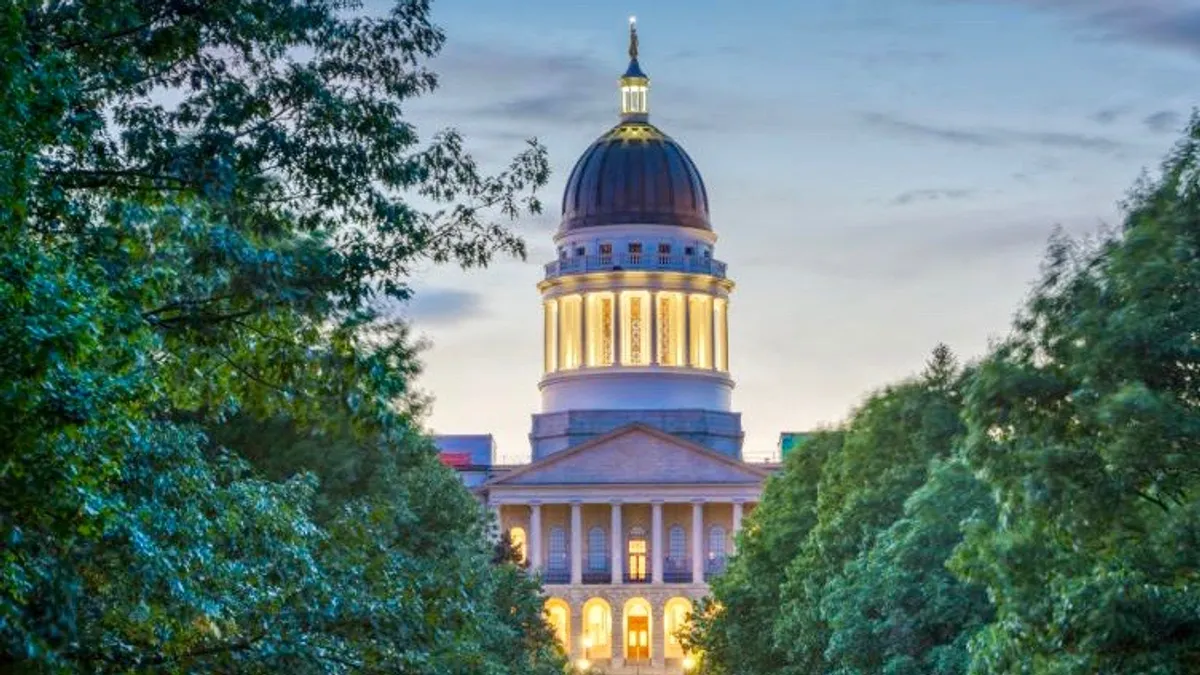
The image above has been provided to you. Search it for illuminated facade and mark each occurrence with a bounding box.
[437,19,777,675]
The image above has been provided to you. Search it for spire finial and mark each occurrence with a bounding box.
[628,16,639,61]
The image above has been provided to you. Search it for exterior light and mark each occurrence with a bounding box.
[582,636,593,649]
[577,658,591,671]
[629,15,636,24]
[683,654,696,671]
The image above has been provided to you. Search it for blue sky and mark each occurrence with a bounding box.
[395,0,1200,463]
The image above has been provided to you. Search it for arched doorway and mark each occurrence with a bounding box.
[581,598,612,659]
[623,597,652,662]
[543,598,570,653]
[663,597,693,659]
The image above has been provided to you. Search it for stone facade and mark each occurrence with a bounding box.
[530,408,744,460]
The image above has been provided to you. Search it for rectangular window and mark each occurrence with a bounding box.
[599,242,612,265]
[657,292,685,366]
[628,241,642,264]
[621,292,650,365]
[586,293,615,367]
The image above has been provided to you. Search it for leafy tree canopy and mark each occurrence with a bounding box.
[1,1,558,673]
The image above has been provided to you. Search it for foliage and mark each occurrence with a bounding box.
[950,113,1200,674]
[1,0,558,673]
[691,346,991,675]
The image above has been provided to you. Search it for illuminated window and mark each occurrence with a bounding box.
[621,292,650,366]
[627,527,648,581]
[586,293,615,367]
[657,293,685,366]
[510,527,527,565]
[546,601,569,650]
[664,598,692,657]
[599,242,613,265]
[585,601,611,650]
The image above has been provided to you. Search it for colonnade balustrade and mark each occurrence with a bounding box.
[496,499,749,586]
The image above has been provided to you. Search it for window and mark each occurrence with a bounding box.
[668,525,686,561]
[546,602,569,649]
[588,527,608,571]
[558,247,567,260]
[599,243,613,264]
[627,526,648,581]
[549,527,567,571]
[586,603,611,647]
[509,527,527,565]
[575,246,585,256]
[708,526,727,561]
[657,293,684,366]
[657,243,671,264]
[684,246,695,256]
[628,242,642,264]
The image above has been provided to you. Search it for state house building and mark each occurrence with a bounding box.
[435,21,791,675]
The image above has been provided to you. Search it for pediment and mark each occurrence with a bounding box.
[489,424,768,486]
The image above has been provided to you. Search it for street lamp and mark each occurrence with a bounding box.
[576,658,590,672]
[682,654,696,672]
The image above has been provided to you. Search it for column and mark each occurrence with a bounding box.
[530,502,543,573]
[571,501,583,584]
[683,294,692,367]
[613,293,622,366]
[653,598,666,668]
[579,293,587,368]
[732,500,744,554]
[571,601,585,662]
[611,501,623,584]
[651,500,664,584]
[691,500,704,584]
[650,291,659,365]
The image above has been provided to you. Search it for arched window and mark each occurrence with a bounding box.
[627,526,648,581]
[708,525,727,561]
[548,526,567,571]
[664,597,693,656]
[509,526,527,565]
[545,599,570,651]
[588,527,608,571]
[668,525,686,562]
[583,598,612,656]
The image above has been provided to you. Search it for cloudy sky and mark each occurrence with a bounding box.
[395,0,1200,463]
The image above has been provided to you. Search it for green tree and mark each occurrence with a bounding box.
[1,0,558,672]
[951,115,1200,674]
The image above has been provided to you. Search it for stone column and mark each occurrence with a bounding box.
[651,500,664,584]
[570,501,583,584]
[612,599,624,665]
[530,502,543,574]
[571,600,585,662]
[653,598,666,668]
[610,500,622,584]
[691,500,704,584]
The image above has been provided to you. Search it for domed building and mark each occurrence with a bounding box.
[435,20,784,675]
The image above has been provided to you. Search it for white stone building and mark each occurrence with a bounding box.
[436,20,782,675]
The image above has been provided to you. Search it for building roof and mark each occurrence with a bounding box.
[559,121,711,232]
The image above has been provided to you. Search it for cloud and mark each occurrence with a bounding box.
[974,0,1200,57]
[1090,106,1127,124]
[891,188,975,205]
[405,288,487,326]
[861,111,1129,155]
[1144,110,1182,133]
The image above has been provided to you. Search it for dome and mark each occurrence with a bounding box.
[560,121,711,232]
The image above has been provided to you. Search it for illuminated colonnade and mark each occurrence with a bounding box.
[543,290,728,374]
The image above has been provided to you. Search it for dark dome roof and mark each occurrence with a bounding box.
[560,122,711,232]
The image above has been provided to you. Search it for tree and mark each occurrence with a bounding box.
[951,114,1200,674]
[1,0,558,672]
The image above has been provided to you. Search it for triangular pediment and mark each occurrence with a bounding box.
[488,424,768,486]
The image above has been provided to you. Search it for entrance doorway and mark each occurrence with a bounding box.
[627,616,649,661]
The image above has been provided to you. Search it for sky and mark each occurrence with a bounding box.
[393,0,1200,464]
